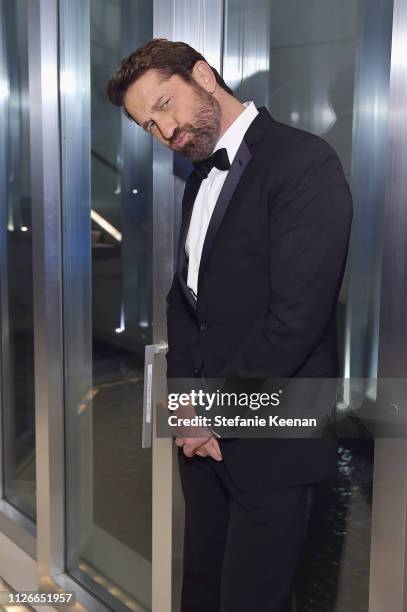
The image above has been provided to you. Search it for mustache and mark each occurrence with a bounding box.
[171,97,220,145]
[171,124,199,144]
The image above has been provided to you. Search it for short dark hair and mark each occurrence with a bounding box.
[107,38,233,121]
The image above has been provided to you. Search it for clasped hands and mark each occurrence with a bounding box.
[175,435,222,460]
[169,397,222,461]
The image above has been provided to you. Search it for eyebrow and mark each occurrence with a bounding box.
[132,94,167,131]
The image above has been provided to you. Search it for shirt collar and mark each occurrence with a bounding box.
[213,101,259,165]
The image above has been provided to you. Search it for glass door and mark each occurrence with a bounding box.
[0,0,36,523]
[59,1,165,610]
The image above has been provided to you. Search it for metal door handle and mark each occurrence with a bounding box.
[142,341,168,448]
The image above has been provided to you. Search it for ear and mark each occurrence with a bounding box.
[191,60,216,93]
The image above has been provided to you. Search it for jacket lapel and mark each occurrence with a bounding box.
[197,138,252,291]
[197,106,272,292]
[176,106,272,309]
[176,170,203,311]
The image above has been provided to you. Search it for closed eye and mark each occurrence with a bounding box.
[146,99,171,132]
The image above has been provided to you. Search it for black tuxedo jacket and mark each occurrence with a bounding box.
[166,107,353,489]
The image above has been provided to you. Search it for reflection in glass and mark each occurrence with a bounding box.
[62,0,153,609]
[1,0,36,520]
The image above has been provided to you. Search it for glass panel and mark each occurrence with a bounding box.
[0,0,36,521]
[61,0,153,609]
[223,0,394,609]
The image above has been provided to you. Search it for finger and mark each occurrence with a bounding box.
[175,438,185,447]
[194,450,207,457]
[208,439,223,461]
[211,439,222,452]
[207,449,222,461]
[183,445,196,458]
[178,436,211,451]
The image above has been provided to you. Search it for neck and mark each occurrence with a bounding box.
[217,95,246,139]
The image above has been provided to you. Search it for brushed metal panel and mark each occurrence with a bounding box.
[28,0,65,579]
[58,0,93,577]
[223,0,271,105]
[370,0,407,609]
[0,0,11,503]
[347,0,393,388]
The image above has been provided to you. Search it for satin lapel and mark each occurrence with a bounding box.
[176,170,203,311]
[197,139,252,292]
[174,105,272,309]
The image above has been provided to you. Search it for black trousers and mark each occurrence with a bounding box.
[178,448,315,612]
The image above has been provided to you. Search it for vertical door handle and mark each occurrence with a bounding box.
[142,342,168,448]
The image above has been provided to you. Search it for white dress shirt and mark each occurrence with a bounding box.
[185,101,259,298]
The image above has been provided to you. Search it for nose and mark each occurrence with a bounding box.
[155,117,177,142]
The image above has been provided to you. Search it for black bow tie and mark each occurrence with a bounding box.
[193,148,230,179]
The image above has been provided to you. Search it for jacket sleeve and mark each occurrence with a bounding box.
[219,137,353,380]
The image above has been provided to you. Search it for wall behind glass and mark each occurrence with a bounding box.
[0,0,36,521]
[223,0,393,610]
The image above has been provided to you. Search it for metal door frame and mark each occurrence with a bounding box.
[152,2,224,610]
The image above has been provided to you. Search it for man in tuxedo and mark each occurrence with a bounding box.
[108,38,353,612]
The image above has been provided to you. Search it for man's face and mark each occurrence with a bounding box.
[123,68,222,162]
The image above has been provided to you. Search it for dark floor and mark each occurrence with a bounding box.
[296,440,373,611]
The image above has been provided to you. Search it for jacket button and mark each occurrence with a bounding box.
[199,321,207,331]
[194,368,200,377]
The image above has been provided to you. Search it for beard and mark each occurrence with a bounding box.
[171,83,222,162]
